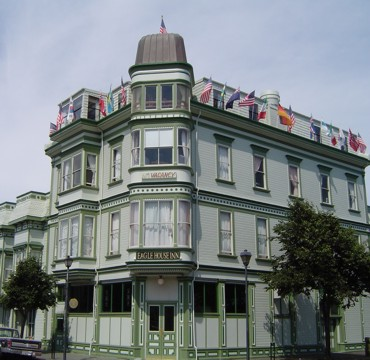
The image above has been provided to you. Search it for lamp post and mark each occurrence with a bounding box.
[240,250,252,360]
[63,256,73,360]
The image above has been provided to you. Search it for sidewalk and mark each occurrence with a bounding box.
[40,350,367,360]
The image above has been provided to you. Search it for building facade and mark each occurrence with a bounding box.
[1,33,370,359]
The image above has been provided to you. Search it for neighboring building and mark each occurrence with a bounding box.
[1,32,370,359]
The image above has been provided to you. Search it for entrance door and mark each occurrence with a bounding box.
[147,304,176,359]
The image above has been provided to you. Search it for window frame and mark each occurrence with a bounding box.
[318,165,332,205]
[251,145,269,191]
[109,212,120,256]
[58,215,80,259]
[177,128,190,165]
[346,173,359,211]
[286,156,302,198]
[111,145,122,182]
[145,85,157,110]
[214,134,234,183]
[256,217,269,259]
[85,153,97,187]
[219,210,233,255]
[144,128,173,166]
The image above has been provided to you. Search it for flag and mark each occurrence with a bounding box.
[160,16,167,34]
[331,131,337,146]
[278,104,293,126]
[239,90,255,107]
[67,97,75,123]
[200,78,212,103]
[121,77,127,107]
[338,129,346,151]
[309,116,315,139]
[99,94,106,116]
[49,122,57,136]
[107,85,114,114]
[288,106,296,132]
[226,87,240,109]
[56,104,64,130]
[321,121,331,136]
[349,129,359,152]
[357,133,367,154]
[257,101,267,121]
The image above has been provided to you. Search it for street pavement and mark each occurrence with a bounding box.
[39,350,367,360]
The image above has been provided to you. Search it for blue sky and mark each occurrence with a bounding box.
[1,0,370,203]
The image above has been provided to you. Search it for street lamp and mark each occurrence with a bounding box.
[240,250,252,360]
[63,256,73,360]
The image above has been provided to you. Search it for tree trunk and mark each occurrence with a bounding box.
[322,297,332,359]
[19,311,27,338]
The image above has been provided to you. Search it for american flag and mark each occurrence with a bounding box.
[160,17,167,34]
[349,129,359,152]
[239,90,255,107]
[288,106,296,132]
[357,133,367,154]
[49,122,57,136]
[200,78,212,103]
[56,104,64,130]
[121,77,127,107]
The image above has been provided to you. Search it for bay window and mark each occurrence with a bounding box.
[131,130,140,166]
[178,200,190,246]
[58,216,80,259]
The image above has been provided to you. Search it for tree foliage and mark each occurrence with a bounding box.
[0,256,57,338]
[262,198,370,358]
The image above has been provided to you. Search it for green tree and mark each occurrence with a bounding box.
[0,256,57,338]
[262,198,370,359]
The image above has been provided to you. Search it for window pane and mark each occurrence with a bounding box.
[176,84,189,109]
[149,306,160,331]
[257,218,267,258]
[73,154,82,187]
[220,211,232,254]
[131,130,140,166]
[164,306,175,331]
[161,85,173,108]
[178,200,190,246]
[132,87,141,110]
[82,217,93,256]
[86,154,96,186]
[145,86,157,109]
[130,202,139,247]
[218,145,229,180]
[204,283,217,312]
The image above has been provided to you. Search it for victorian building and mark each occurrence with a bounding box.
[1,32,370,359]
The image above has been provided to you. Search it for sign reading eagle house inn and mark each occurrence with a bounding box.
[136,251,181,260]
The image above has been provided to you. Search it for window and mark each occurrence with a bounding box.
[321,174,331,204]
[252,145,269,190]
[144,200,173,247]
[178,200,190,247]
[131,130,140,166]
[225,284,245,313]
[82,216,94,257]
[102,282,132,313]
[213,89,224,109]
[217,145,230,181]
[254,155,265,188]
[286,156,302,197]
[257,217,268,258]
[194,282,217,313]
[176,84,189,109]
[69,285,94,313]
[144,129,173,165]
[4,257,13,280]
[132,87,141,110]
[58,216,79,258]
[219,211,232,255]
[62,153,81,191]
[110,212,120,255]
[288,165,300,197]
[178,128,190,165]
[86,154,97,186]
[130,202,139,247]
[161,84,173,108]
[111,146,122,182]
[348,180,358,210]
[145,85,157,109]
[87,96,99,120]
[318,165,332,205]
